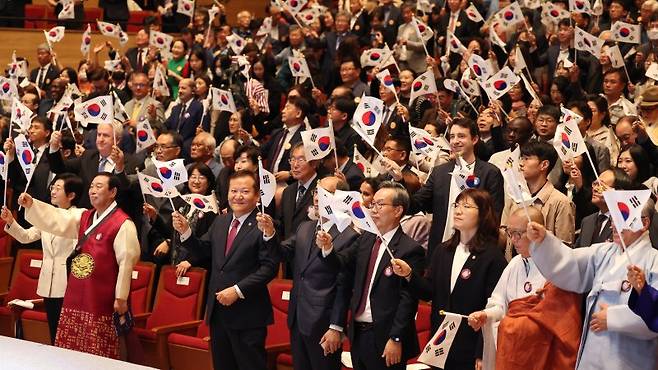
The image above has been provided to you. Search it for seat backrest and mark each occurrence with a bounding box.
[130,262,156,315]
[4,250,43,304]
[84,8,104,31]
[146,266,206,329]
[127,11,156,32]
[24,5,48,29]
[415,302,432,348]
[266,279,292,346]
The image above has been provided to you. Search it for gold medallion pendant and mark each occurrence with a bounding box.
[71,253,95,279]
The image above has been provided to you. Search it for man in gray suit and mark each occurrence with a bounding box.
[125,72,165,130]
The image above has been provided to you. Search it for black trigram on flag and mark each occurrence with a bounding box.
[100,112,108,120]
[100,99,107,107]
[425,345,431,353]
[173,172,181,181]
[260,189,265,196]
[571,142,578,152]
[311,148,319,156]
[366,129,375,135]
[25,168,31,175]
[20,142,29,148]
[434,348,444,356]
[364,102,371,109]
[324,205,333,215]
[449,322,456,330]
[564,126,572,135]
[505,157,514,168]
[262,175,270,184]
[630,195,641,208]
[311,133,317,141]
[560,146,568,156]
[81,112,89,119]
[342,195,354,205]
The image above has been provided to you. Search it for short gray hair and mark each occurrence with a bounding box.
[378,181,409,214]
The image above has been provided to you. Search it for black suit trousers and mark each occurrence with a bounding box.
[291,322,341,370]
[44,297,64,345]
[210,305,268,370]
[352,328,405,370]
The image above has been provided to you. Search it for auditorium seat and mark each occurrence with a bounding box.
[127,11,156,32]
[133,266,207,370]
[0,219,14,294]
[84,8,104,31]
[266,279,293,369]
[24,5,48,29]
[21,261,157,345]
[0,250,43,337]
[167,321,212,370]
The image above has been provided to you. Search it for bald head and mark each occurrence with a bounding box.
[508,206,544,258]
[511,206,544,226]
[318,176,349,193]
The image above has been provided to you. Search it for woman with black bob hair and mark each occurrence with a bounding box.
[391,188,507,370]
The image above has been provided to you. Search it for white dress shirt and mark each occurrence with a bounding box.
[450,242,470,292]
[273,123,301,172]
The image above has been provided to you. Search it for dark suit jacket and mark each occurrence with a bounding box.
[29,64,60,91]
[278,177,318,239]
[340,228,425,362]
[125,47,148,73]
[282,222,359,338]
[47,148,138,210]
[532,45,602,93]
[261,126,304,174]
[215,166,232,211]
[8,147,52,204]
[574,212,612,248]
[341,159,365,191]
[164,99,209,160]
[408,243,506,367]
[184,209,280,328]
[410,159,504,253]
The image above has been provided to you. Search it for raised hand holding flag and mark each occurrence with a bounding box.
[97,21,121,38]
[137,172,180,198]
[602,189,652,264]
[135,118,157,153]
[301,126,335,160]
[74,95,114,125]
[409,69,438,105]
[482,66,520,101]
[58,0,75,19]
[211,88,237,113]
[80,24,92,56]
[611,21,641,44]
[258,157,276,210]
[177,0,195,17]
[44,26,65,44]
[182,193,219,214]
[353,95,385,147]
[153,158,188,189]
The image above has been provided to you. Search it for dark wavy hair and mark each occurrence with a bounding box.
[445,188,500,254]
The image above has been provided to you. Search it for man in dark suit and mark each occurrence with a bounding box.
[262,176,359,370]
[37,78,67,128]
[575,169,631,247]
[410,118,505,255]
[47,122,138,212]
[323,139,365,191]
[125,30,151,73]
[531,18,602,93]
[437,0,480,56]
[164,78,209,161]
[29,44,61,92]
[323,12,355,71]
[173,170,279,370]
[260,96,308,183]
[324,181,425,370]
[278,142,319,240]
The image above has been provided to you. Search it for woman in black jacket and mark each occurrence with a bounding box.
[391,188,507,370]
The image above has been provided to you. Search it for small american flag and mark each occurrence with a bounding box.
[246,79,270,114]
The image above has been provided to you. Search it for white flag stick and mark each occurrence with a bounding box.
[615,228,633,265]
[439,310,469,319]
[136,168,147,203]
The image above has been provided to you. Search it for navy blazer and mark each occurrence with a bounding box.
[185,209,280,328]
[164,99,209,160]
[277,178,318,240]
[282,222,359,338]
[410,159,504,253]
[260,126,304,174]
[339,228,426,363]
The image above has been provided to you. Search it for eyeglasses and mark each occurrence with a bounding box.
[289,157,307,164]
[452,202,479,210]
[382,146,404,153]
[502,227,526,239]
[370,201,395,210]
[154,144,178,151]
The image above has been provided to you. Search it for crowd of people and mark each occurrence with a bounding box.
[2,0,658,369]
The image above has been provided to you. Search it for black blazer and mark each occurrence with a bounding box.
[47,148,138,210]
[8,148,52,203]
[340,228,426,363]
[29,64,60,90]
[185,209,280,328]
[277,178,318,239]
[410,159,504,252]
[574,212,612,248]
[282,222,359,338]
[408,243,506,368]
[261,126,304,173]
[341,159,365,191]
[125,47,148,73]
[164,99,209,160]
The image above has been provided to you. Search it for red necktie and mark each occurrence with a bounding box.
[355,237,382,317]
[225,219,240,256]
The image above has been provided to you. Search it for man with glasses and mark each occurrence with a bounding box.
[380,136,421,194]
[125,72,164,132]
[278,142,319,240]
[321,181,424,370]
[338,59,368,98]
